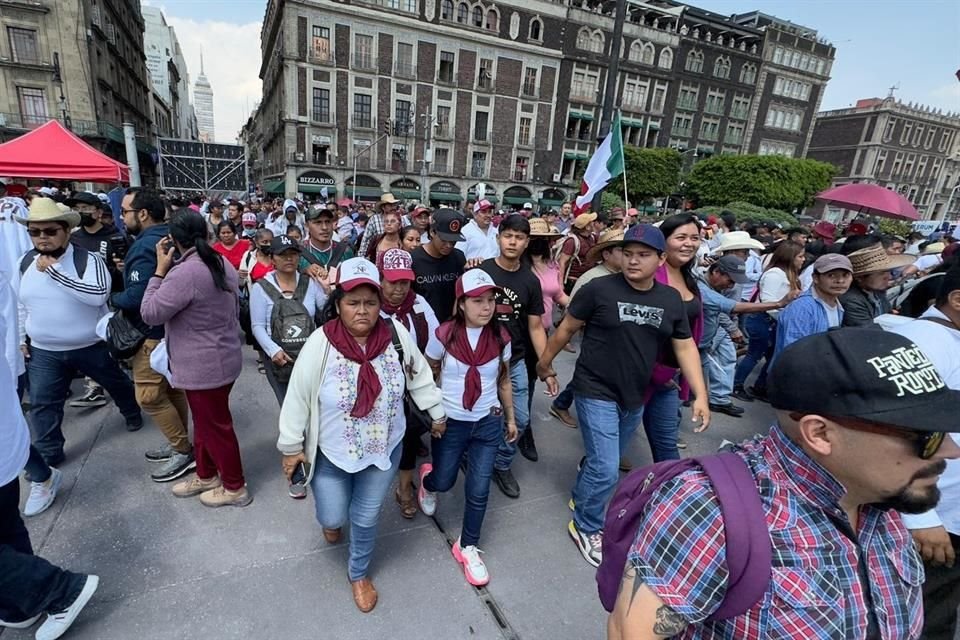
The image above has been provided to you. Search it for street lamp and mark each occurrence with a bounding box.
[52,52,71,129]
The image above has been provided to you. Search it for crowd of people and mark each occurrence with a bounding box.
[2,176,960,639]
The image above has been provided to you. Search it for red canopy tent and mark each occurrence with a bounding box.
[0,120,129,183]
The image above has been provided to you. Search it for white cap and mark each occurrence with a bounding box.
[456,269,501,298]
[335,257,381,291]
[523,202,533,210]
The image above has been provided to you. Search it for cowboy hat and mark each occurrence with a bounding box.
[585,228,626,264]
[528,217,561,237]
[572,212,597,229]
[811,221,837,245]
[847,245,915,275]
[715,231,765,253]
[378,193,399,205]
[15,197,81,228]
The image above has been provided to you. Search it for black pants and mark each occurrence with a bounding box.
[261,353,289,406]
[0,478,86,622]
[399,402,427,472]
[922,532,960,640]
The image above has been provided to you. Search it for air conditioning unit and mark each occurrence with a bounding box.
[552,173,562,182]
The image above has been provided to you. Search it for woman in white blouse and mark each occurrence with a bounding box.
[277,257,445,614]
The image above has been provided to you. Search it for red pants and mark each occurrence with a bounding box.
[184,383,245,491]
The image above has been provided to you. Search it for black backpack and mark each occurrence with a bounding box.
[20,246,89,278]
[257,276,315,383]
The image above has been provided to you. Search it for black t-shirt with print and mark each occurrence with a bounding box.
[479,259,545,365]
[411,245,467,323]
[568,274,691,410]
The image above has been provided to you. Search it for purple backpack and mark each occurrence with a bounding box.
[597,453,772,620]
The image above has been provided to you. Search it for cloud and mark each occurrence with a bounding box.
[148,3,262,143]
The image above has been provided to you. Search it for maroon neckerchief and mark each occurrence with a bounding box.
[436,321,508,410]
[381,290,428,352]
[322,317,392,418]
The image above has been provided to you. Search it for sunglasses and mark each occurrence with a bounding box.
[28,227,62,237]
[791,412,945,460]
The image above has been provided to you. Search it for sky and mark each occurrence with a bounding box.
[144,0,960,144]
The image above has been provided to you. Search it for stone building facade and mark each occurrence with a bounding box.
[808,96,960,221]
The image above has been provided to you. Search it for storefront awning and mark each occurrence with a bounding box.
[392,189,422,200]
[346,186,384,199]
[298,184,337,195]
[622,118,644,128]
[570,112,595,121]
[430,192,463,203]
[563,151,589,160]
[263,180,285,194]
[539,198,565,208]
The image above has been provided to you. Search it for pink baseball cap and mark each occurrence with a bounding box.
[455,269,501,298]
[378,248,415,282]
[241,212,257,225]
[335,257,381,291]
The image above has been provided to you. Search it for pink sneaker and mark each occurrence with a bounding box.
[417,463,436,516]
[452,538,489,586]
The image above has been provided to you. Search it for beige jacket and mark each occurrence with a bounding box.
[277,318,444,483]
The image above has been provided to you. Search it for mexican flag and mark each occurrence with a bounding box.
[574,112,625,213]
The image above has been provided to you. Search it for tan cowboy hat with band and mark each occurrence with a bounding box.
[715,231,765,253]
[15,197,81,229]
[847,244,915,275]
[528,217,561,237]
[586,228,626,264]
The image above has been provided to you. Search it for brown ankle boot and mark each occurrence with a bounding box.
[350,577,378,613]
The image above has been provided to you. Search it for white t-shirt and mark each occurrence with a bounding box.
[426,326,511,422]
[913,254,942,272]
[758,267,791,319]
[379,293,441,356]
[456,221,500,261]
[0,275,29,485]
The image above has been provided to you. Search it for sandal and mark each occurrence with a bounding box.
[395,488,417,519]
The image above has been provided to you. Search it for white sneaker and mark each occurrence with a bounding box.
[23,468,62,517]
[35,574,99,640]
[452,538,489,586]
[417,463,437,516]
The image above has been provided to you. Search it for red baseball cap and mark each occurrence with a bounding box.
[378,248,415,282]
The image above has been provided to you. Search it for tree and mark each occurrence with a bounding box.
[685,155,836,212]
[607,147,681,204]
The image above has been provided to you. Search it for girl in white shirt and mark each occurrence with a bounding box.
[417,270,516,587]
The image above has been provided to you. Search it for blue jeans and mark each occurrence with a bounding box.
[424,412,502,547]
[734,313,775,389]
[552,381,575,412]
[642,385,682,462]
[494,361,529,471]
[701,332,736,405]
[27,342,141,463]
[310,444,401,581]
[573,396,644,534]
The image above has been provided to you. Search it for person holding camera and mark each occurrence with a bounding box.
[277,257,444,613]
[114,188,195,484]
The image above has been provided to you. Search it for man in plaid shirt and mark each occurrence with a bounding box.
[609,328,960,639]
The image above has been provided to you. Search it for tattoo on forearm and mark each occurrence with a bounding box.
[652,605,687,635]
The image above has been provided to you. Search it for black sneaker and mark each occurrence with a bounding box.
[709,402,745,418]
[731,385,754,403]
[150,452,196,482]
[68,387,107,408]
[126,416,144,432]
[749,385,768,402]
[517,429,538,462]
[493,468,520,499]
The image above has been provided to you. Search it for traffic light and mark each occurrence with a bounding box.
[383,118,391,135]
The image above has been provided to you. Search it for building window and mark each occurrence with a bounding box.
[311,26,331,61]
[705,89,725,115]
[577,28,604,54]
[676,84,698,110]
[457,2,468,23]
[651,85,666,113]
[441,0,453,19]
[725,122,745,144]
[713,56,731,79]
[486,9,498,30]
[17,87,47,126]
[684,50,703,73]
[353,93,372,128]
[312,140,329,165]
[739,63,757,85]
[913,124,924,147]
[396,42,415,77]
[518,117,532,146]
[658,48,673,69]
[623,78,648,110]
[353,139,371,169]
[730,95,751,119]
[773,77,811,101]
[901,122,913,146]
[522,68,538,96]
[312,88,330,122]
[758,140,796,157]
[394,99,413,135]
[478,58,493,89]
[438,51,455,83]
[435,105,451,136]
[514,156,529,182]
[433,147,450,173]
[472,6,483,27]
[471,151,487,178]
[764,105,803,132]
[529,18,542,41]
[925,128,936,149]
[874,150,887,175]
[474,111,489,141]
[392,144,408,172]
[353,34,374,70]
[883,117,897,142]
[700,117,720,141]
[8,27,39,65]
[672,114,693,138]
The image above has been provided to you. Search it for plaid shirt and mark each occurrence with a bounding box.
[628,425,924,639]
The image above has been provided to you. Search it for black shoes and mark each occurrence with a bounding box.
[731,385,754,402]
[493,468,520,498]
[517,428,538,462]
[749,385,768,402]
[709,402,745,418]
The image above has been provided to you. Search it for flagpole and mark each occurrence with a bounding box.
[620,110,629,209]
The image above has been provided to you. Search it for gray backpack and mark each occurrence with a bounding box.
[257,276,315,383]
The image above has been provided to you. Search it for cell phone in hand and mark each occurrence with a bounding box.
[109,235,129,260]
[290,461,310,486]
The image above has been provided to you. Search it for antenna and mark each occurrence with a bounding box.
[200,49,205,75]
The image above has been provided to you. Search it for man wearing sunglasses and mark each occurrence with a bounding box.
[609,328,960,640]
[891,263,960,640]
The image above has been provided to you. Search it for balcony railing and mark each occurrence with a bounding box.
[725,133,744,145]
[394,62,417,78]
[672,126,692,137]
[729,107,750,120]
[570,90,597,104]
[676,98,697,110]
[704,102,725,116]
[700,129,720,142]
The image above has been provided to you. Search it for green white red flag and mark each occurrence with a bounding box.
[574,112,625,213]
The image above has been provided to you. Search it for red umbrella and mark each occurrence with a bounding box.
[815,183,919,221]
